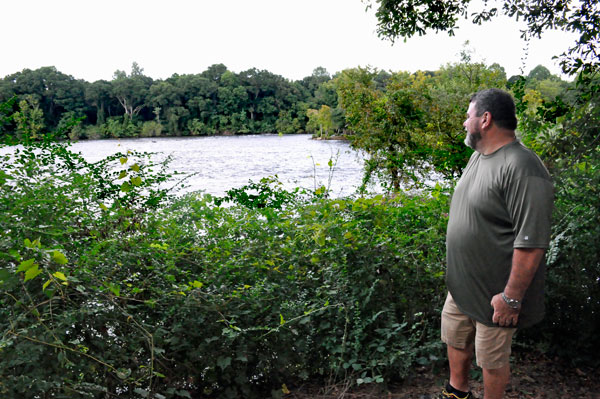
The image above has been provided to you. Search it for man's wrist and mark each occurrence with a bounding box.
[501,292,522,309]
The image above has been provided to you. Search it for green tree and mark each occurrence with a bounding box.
[306,105,334,138]
[335,67,433,191]
[366,0,599,80]
[12,96,45,141]
[527,65,553,82]
[85,80,113,125]
[112,62,152,120]
[300,67,335,109]
[335,56,506,188]
[421,48,507,177]
[1,67,88,129]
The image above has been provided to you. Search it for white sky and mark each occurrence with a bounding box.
[3,0,577,82]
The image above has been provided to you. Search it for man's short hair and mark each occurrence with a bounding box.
[470,89,518,130]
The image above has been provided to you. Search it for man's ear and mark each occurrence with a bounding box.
[481,111,492,129]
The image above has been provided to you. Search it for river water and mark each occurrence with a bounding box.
[67,134,371,198]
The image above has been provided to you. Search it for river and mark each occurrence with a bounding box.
[67,134,372,198]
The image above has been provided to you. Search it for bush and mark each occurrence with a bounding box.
[0,139,450,397]
[83,124,105,140]
[103,117,139,138]
[514,78,600,364]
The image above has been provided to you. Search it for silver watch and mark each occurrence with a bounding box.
[501,292,521,309]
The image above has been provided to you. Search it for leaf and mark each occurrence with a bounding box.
[282,384,291,394]
[42,279,52,291]
[119,157,128,165]
[191,280,203,288]
[217,356,231,370]
[99,203,108,211]
[118,170,128,179]
[53,271,68,281]
[52,251,68,265]
[130,163,140,172]
[313,231,326,246]
[116,368,131,379]
[24,238,32,248]
[17,259,36,272]
[133,388,149,398]
[130,176,142,186]
[24,265,42,282]
[280,314,285,325]
[108,284,120,297]
[175,390,192,399]
[120,181,131,192]
[0,269,12,283]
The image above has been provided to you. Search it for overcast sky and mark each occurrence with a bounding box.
[3,0,577,82]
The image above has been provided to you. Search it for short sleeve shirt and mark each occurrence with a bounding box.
[446,141,553,328]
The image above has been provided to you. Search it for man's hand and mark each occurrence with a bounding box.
[491,293,520,327]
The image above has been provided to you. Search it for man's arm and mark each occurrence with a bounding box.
[490,247,546,327]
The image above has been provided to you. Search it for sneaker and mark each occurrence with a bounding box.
[438,387,473,399]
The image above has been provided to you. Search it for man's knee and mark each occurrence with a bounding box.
[474,323,516,369]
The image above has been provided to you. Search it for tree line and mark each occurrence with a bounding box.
[0,57,574,145]
[0,64,338,140]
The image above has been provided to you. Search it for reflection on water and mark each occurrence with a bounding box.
[69,134,371,197]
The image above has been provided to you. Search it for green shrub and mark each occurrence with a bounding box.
[0,139,450,397]
[83,124,105,140]
[514,78,600,364]
[141,121,163,137]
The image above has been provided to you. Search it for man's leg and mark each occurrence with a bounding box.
[441,293,476,396]
[482,364,510,399]
[475,322,516,399]
[447,342,474,393]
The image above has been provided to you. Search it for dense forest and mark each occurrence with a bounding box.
[0,57,572,144]
[1,0,598,398]
[0,63,340,139]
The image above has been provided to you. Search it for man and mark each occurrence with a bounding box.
[439,89,553,399]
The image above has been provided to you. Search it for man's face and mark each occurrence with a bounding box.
[463,102,482,150]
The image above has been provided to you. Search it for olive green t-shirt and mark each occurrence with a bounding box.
[446,140,553,328]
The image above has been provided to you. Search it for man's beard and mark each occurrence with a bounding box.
[464,129,482,150]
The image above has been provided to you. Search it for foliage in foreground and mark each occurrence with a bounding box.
[0,140,449,398]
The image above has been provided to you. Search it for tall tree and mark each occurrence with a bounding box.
[335,55,507,188]
[112,62,152,120]
[306,105,333,138]
[527,65,553,82]
[85,80,113,125]
[335,67,432,191]
[1,67,88,128]
[424,55,506,177]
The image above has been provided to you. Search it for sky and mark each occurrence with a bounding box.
[3,0,578,83]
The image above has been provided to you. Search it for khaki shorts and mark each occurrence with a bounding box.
[441,292,516,369]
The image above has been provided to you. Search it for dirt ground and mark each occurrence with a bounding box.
[288,351,599,399]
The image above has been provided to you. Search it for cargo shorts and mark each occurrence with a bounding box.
[441,292,516,369]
